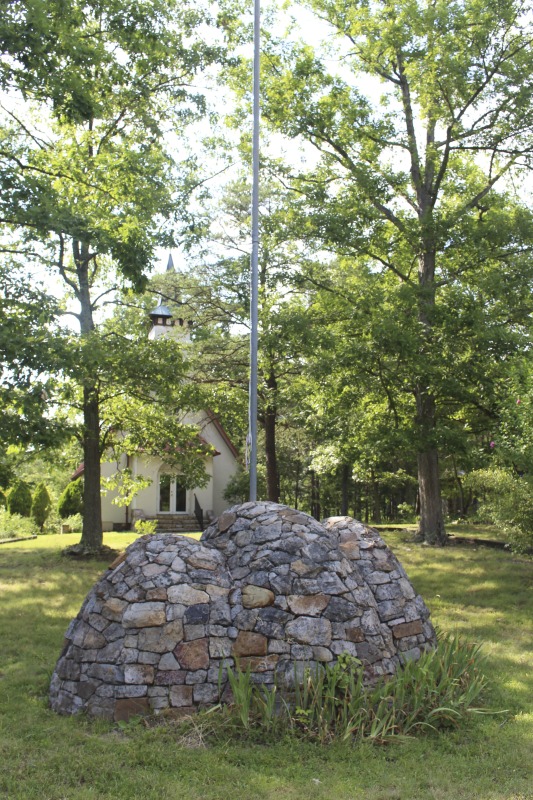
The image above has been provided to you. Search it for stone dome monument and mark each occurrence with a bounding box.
[50,502,436,721]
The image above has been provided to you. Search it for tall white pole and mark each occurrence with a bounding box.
[249,0,260,501]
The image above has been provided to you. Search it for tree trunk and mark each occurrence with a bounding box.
[310,470,321,520]
[371,468,381,524]
[75,240,104,553]
[416,249,447,545]
[452,456,466,518]
[417,448,446,544]
[294,461,300,510]
[354,482,362,520]
[80,385,103,550]
[264,371,279,502]
[340,463,350,515]
[416,390,447,544]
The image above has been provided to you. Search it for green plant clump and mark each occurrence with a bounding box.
[469,468,533,552]
[31,482,51,532]
[61,513,83,533]
[216,635,489,745]
[6,480,32,517]
[133,519,158,536]
[0,508,38,540]
[57,478,83,520]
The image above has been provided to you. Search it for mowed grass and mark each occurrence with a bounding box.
[0,531,531,800]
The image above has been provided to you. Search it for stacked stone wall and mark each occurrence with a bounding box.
[50,502,436,721]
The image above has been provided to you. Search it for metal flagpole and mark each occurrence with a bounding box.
[249,0,260,501]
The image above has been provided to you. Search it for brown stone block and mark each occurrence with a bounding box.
[101,596,128,622]
[154,670,186,685]
[346,625,365,643]
[291,559,317,576]
[287,594,328,616]
[146,588,168,601]
[123,602,166,628]
[340,541,360,559]
[218,511,236,532]
[174,638,209,670]
[187,552,221,571]
[169,685,193,707]
[391,620,423,639]
[238,654,279,673]
[232,631,268,657]
[124,664,155,685]
[242,585,275,609]
[114,697,150,722]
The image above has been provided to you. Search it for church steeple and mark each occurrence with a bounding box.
[148,254,192,341]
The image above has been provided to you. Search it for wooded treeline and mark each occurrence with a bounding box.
[2,0,533,552]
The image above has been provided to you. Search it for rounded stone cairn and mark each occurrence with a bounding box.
[49,502,436,722]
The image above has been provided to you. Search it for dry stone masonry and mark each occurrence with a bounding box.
[50,502,436,721]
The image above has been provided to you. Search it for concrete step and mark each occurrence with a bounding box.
[152,514,201,534]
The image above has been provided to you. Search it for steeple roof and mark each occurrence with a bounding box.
[149,302,172,319]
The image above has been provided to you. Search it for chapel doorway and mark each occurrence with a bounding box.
[158,473,187,513]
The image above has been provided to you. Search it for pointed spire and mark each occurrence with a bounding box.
[166,253,175,272]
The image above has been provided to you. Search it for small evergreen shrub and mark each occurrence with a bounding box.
[6,481,32,517]
[58,479,84,519]
[31,482,52,531]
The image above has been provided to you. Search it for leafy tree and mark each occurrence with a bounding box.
[0,262,68,449]
[6,480,32,517]
[176,173,324,503]
[256,0,533,542]
[31,482,51,531]
[0,0,227,554]
[57,478,84,520]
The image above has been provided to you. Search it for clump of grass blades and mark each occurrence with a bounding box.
[215,634,491,744]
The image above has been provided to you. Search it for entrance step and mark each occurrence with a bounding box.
[153,514,201,534]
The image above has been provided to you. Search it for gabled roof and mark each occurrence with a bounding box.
[205,409,240,459]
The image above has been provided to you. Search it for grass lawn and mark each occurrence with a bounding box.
[0,530,531,800]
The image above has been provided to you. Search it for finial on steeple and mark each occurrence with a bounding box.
[166,253,175,272]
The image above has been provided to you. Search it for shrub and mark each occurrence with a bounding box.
[223,465,266,505]
[0,509,38,540]
[31,482,52,531]
[468,468,533,553]
[57,478,84,519]
[133,519,157,536]
[0,489,5,508]
[6,481,32,517]
[61,513,83,533]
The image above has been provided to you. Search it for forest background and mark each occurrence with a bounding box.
[1,0,533,555]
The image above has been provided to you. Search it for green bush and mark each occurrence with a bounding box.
[31,482,51,531]
[223,465,266,505]
[6,481,32,517]
[468,468,533,552]
[0,509,38,540]
[0,489,5,508]
[61,513,83,532]
[57,478,84,519]
[133,519,157,536]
